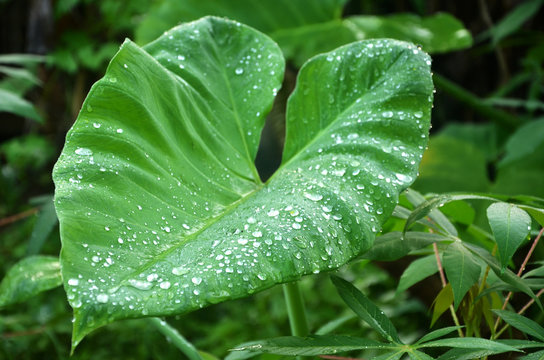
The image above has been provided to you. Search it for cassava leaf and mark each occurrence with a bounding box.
[53,17,433,347]
[331,276,401,343]
[492,310,544,342]
[397,255,439,294]
[0,256,62,307]
[442,242,481,309]
[487,202,531,271]
[232,335,393,355]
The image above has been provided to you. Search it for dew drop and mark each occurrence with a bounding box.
[96,294,109,303]
[75,147,92,156]
[235,68,244,75]
[192,277,202,285]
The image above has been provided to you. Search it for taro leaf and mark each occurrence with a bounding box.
[0,256,61,307]
[53,17,433,346]
[487,202,531,271]
[442,242,481,309]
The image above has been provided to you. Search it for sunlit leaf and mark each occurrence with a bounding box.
[0,256,61,307]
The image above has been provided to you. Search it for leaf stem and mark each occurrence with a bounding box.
[148,318,202,360]
[493,227,544,336]
[283,282,310,337]
[433,243,464,337]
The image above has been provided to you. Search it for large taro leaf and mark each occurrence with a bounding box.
[53,17,433,347]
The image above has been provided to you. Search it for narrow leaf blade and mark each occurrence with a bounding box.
[0,256,61,307]
[331,276,401,343]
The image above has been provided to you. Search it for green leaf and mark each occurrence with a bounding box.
[487,202,531,271]
[431,284,454,327]
[463,243,542,309]
[404,193,496,234]
[345,12,472,54]
[442,242,481,309]
[148,318,203,360]
[492,310,544,342]
[404,189,457,236]
[27,196,58,255]
[520,349,544,360]
[519,205,544,227]
[418,337,519,352]
[231,335,393,355]
[135,0,348,46]
[489,0,544,45]
[408,350,435,360]
[361,231,452,261]
[437,347,517,360]
[0,53,44,65]
[500,118,544,167]
[0,88,43,123]
[397,255,438,293]
[415,326,463,345]
[0,256,62,308]
[413,136,491,194]
[331,276,401,343]
[53,17,433,346]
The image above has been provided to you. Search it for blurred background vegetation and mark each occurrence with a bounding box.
[1,0,543,358]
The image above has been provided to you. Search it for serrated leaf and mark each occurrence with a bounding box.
[232,335,393,356]
[442,242,481,309]
[397,255,438,293]
[492,310,544,342]
[487,202,531,271]
[53,17,433,346]
[331,276,401,343]
[0,256,62,307]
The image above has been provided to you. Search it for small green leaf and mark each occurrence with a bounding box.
[487,202,531,271]
[361,231,452,262]
[442,242,481,309]
[0,256,62,307]
[489,0,544,45]
[431,284,454,327]
[464,242,541,309]
[405,189,457,236]
[520,349,544,360]
[408,350,435,360]
[519,205,544,227]
[27,196,58,255]
[404,193,497,234]
[418,337,519,352]
[331,276,401,343]
[492,310,544,342]
[232,335,393,356]
[416,326,464,345]
[499,119,544,167]
[397,255,438,293]
[437,347,516,360]
[0,88,43,123]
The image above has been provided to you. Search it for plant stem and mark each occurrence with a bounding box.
[283,282,309,337]
[433,74,520,129]
[149,318,202,360]
[433,243,464,337]
[493,228,544,336]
